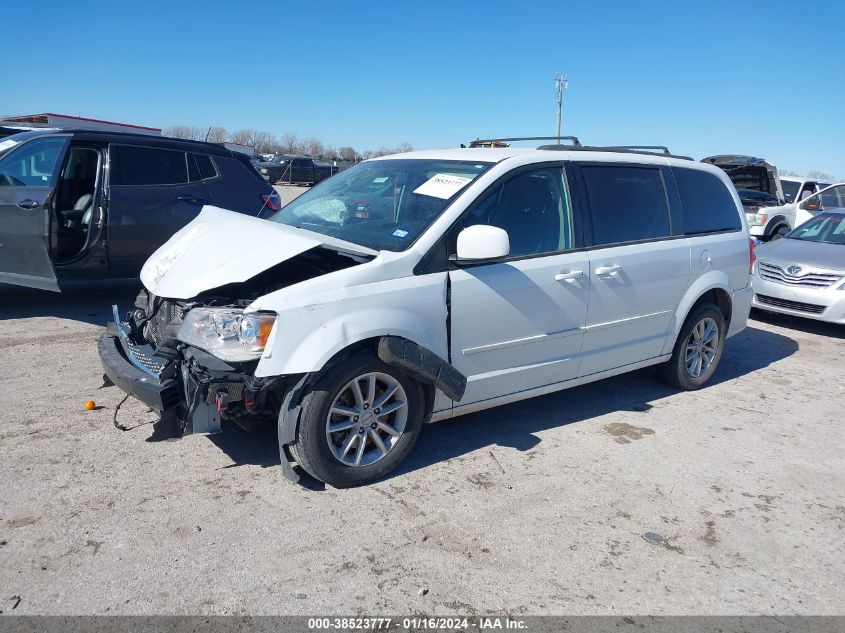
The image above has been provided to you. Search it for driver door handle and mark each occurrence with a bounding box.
[554,270,584,282]
[16,199,40,210]
[595,264,622,277]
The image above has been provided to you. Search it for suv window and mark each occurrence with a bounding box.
[188,153,217,181]
[0,136,66,187]
[673,167,741,234]
[457,167,573,257]
[581,165,670,246]
[111,145,189,186]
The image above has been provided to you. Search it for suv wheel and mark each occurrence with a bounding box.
[291,351,426,487]
[660,303,726,390]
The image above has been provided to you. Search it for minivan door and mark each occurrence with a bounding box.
[448,165,589,409]
[0,135,70,291]
[573,163,690,376]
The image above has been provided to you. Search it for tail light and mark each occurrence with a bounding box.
[748,237,757,274]
[261,192,281,212]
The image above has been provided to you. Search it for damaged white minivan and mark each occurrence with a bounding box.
[99,139,754,487]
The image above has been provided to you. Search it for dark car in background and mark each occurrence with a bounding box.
[0,129,279,292]
[253,154,336,185]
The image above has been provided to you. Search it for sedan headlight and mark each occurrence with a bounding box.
[177,307,276,362]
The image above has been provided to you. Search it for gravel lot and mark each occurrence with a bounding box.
[0,236,843,615]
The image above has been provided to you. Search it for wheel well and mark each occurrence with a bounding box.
[689,288,732,330]
[320,336,438,415]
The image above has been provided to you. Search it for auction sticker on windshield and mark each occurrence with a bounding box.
[414,173,473,199]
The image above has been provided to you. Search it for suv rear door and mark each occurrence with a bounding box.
[573,162,691,376]
[107,144,212,276]
[0,134,70,291]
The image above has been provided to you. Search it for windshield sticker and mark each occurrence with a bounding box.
[373,176,389,183]
[413,173,473,199]
[391,228,409,239]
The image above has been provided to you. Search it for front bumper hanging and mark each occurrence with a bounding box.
[98,305,222,435]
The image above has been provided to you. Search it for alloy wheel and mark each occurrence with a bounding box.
[325,372,408,467]
[685,317,720,378]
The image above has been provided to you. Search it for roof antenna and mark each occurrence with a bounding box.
[554,73,568,144]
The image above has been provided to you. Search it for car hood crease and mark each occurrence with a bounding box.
[140,205,378,299]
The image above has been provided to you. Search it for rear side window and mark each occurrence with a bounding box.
[581,165,670,246]
[111,145,188,186]
[673,167,741,234]
[188,153,218,181]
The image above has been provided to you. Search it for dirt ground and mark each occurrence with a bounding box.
[0,275,843,615]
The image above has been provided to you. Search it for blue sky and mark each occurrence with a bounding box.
[3,0,844,177]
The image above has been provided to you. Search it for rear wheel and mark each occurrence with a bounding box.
[660,303,726,390]
[290,351,426,487]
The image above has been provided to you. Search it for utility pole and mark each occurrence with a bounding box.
[555,73,568,143]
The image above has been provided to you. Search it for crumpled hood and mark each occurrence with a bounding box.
[140,206,377,299]
[757,236,845,272]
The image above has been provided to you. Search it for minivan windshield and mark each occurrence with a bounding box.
[787,213,845,245]
[269,158,492,251]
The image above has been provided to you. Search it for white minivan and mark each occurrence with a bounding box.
[100,139,754,487]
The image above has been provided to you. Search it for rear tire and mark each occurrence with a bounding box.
[659,303,726,391]
[291,351,426,487]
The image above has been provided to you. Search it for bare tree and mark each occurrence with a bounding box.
[323,146,338,161]
[396,142,413,153]
[229,129,255,146]
[338,146,357,162]
[360,150,374,160]
[250,130,279,154]
[163,125,204,140]
[280,133,300,154]
[779,169,800,177]
[301,136,324,159]
[807,170,835,181]
[205,127,228,143]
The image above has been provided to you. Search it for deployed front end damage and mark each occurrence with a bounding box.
[99,290,291,438]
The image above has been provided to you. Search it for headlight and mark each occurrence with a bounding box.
[260,167,268,174]
[746,212,768,227]
[177,307,276,362]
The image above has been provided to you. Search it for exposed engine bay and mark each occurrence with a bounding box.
[114,246,366,437]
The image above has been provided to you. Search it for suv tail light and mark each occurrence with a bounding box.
[261,192,281,212]
[749,237,757,274]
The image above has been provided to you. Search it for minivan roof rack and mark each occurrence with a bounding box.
[468,136,583,148]
[468,136,692,160]
[550,144,693,160]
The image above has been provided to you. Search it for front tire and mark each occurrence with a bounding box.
[660,303,726,390]
[291,351,426,487]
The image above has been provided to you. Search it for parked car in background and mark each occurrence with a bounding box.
[0,129,279,292]
[780,176,831,204]
[752,210,845,323]
[99,140,753,487]
[253,154,336,185]
[702,155,790,241]
[745,183,845,242]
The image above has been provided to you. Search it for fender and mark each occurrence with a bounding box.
[662,271,733,355]
[254,273,450,378]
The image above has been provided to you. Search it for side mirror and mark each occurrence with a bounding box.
[455,225,510,262]
[800,199,819,210]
